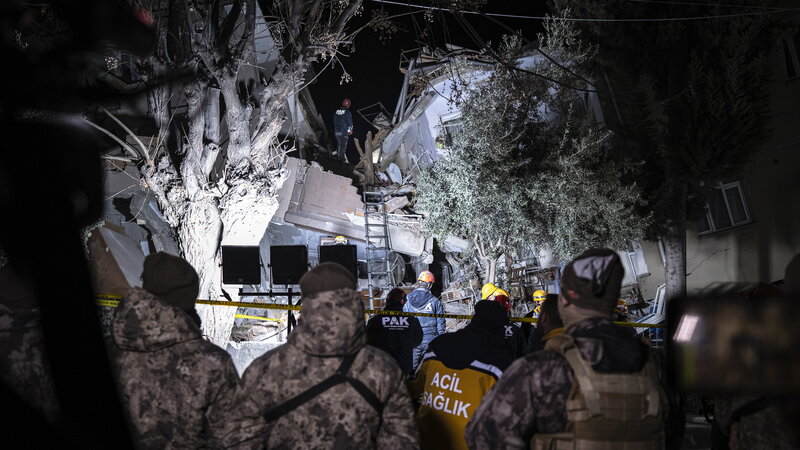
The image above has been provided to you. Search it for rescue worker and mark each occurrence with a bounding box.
[480,283,498,300]
[333,98,353,163]
[225,262,419,449]
[404,270,445,370]
[0,260,59,422]
[367,287,423,375]
[527,293,564,353]
[409,300,512,450]
[466,248,667,449]
[106,252,240,448]
[519,289,548,344]
[493,294,527,359]
[531,289,547,318]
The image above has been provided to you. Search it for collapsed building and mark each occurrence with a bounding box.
[90,43,657,370]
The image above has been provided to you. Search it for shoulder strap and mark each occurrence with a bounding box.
[545,334,602,417]
[265,351,383,423]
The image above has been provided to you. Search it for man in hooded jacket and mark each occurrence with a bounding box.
[466,248,666,449]
[409,300,512,450]
[225,262,419,449]
[403,270,445,370]
[106,252,240,449]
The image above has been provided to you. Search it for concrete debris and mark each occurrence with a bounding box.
[383,195,410,213]
[387,163,403,184]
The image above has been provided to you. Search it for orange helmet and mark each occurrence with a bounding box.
[418,270,435,283]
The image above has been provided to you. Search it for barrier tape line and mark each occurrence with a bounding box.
[235,314,284,322]
[96,295,664,328]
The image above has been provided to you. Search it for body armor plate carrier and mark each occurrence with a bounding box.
[531,334,666,450]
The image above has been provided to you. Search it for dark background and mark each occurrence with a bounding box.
[309,1,550,159]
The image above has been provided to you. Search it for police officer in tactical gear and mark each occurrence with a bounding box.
[466,248,667,449]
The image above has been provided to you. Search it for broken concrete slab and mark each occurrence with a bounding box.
[383,195,410,213]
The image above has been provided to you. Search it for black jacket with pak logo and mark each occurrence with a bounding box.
[367,306,423,374]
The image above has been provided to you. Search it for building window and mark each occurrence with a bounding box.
[696,181,752,235]
[781,31,800,79]
[436,117,462,149]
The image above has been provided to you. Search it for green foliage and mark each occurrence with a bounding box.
[417,32,648,267]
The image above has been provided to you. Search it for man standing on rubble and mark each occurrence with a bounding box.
[404,270,446,371]
[333,98,353,163]
[225,262,419,449]
[466,248,667,449]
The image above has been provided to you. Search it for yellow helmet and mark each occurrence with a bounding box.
[532,290,547,303]
[481,283,498,300]
[334,235,348,245]
[616,299,629,314]
[494,288,509,298]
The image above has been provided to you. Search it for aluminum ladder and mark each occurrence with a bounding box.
[362,187,394,306]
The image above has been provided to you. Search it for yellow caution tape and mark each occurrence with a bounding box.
[234,313,283,322]
[97,295,664,328]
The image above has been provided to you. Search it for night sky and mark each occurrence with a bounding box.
[308,1,550,152]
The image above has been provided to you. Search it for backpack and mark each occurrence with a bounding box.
[530,334,666,450]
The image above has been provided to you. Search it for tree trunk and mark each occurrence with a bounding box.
[663,180,687,302]
[485,257,498,284]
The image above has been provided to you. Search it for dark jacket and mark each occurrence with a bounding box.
[367,306,423,374]
[333,107,353,134]
[225,288,420,449]
[403,288,445,337]
[503,323,528,359]
[465,317,652,449]
[520,309,537,344]
[107,288,240,449]
[409,301,512,450]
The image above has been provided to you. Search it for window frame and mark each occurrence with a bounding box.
[697,181,753,236]
[781,30,800,80]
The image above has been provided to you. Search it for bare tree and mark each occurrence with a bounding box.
[112,0,365,345]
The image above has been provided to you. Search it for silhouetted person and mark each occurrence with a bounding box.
[527,293,564,353]
[0,261,58,422]
[367,288,423,375]
[106,252,239,448]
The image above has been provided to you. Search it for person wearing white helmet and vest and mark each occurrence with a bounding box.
[403,270,445,371]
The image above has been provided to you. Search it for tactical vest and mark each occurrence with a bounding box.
[530,334,665,450]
